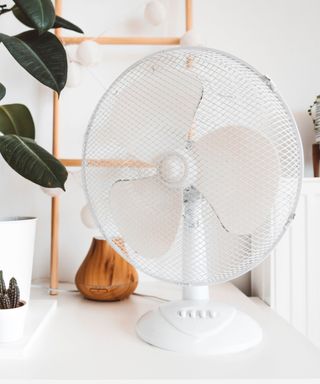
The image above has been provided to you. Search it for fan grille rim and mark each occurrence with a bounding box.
[82,46,303,286]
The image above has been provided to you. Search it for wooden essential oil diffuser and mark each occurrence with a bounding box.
[75,237,138,301]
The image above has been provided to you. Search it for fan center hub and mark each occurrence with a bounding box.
[159,153,187,185]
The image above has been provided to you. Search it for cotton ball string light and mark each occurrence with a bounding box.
[80,204,97,229]
[180,30,204,47]
[76,40,102,67]
[68,169,83,188]
[40,186,64,197]
[144,1,166,26]
[65,45,78,63]
[66,61,83,88]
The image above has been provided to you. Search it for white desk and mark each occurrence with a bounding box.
[0,282,319,383]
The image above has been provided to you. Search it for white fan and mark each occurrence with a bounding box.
[82,47,303,354]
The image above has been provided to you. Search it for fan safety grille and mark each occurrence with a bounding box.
[82,47,302,285]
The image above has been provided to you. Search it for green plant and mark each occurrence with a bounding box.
[0,270,6,295]
[0,272,21,309]
[0,0,83,190]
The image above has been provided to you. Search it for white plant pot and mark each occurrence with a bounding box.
[0,217,37,302]
[0,301,27,342]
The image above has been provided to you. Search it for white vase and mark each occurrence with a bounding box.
[0,217,37,302]
[0,301,27,342]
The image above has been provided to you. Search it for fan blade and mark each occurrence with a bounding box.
[110,177,182,259]
[107,66,203,162]
[194,126,280,235]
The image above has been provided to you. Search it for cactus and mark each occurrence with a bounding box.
[0,273,21,309]
[8,277,17,290]
[7,278,20,309]
[0,294,11,309]
[0,271,6,296]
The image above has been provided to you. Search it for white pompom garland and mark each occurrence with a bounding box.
[144,1,166,26]
[80,204,97,229]
[40,186,64,197]
[180,30,204,47]
[76,40,102,67]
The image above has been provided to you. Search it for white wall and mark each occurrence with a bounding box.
[0,0,318,294]
[252,178,320,349]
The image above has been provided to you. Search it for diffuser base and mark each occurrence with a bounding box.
[136,300,263,354]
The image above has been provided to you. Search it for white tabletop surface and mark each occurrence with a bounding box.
[0,281,320,383]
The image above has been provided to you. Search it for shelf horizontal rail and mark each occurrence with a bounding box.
[60,36,181,45]
[60,158,155,168]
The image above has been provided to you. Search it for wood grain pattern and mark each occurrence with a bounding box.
[185,0,193,31]
[50,94,60,295]
[50,1,62,295]
[61,36,180,45]
[50,197,59,295]
[75,237,138,301]
[61,158,155,168]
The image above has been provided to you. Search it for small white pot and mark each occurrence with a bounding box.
[0,301,27,342]
[0,217,37,302]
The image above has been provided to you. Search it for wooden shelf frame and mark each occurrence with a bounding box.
[50,0,193,294]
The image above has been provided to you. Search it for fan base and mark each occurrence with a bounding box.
[136,300,263,354]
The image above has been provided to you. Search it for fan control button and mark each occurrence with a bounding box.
[177,308,219,319]
[199,310,207,318]
[208,310,218,318]
[189,310,196,318]
[178,309,187,318]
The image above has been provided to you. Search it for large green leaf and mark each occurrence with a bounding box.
[12,0,55,33]
[0,135,67,189]
[0,83,5,101]
[13,7,84,35]
[0,104,35,139]
[0,31,67,94]
[53,16,84,34]
[12,6,36,29]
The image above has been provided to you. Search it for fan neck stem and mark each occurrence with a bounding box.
[182,285,210,301]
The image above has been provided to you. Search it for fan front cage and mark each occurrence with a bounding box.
[82,47,303,286]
